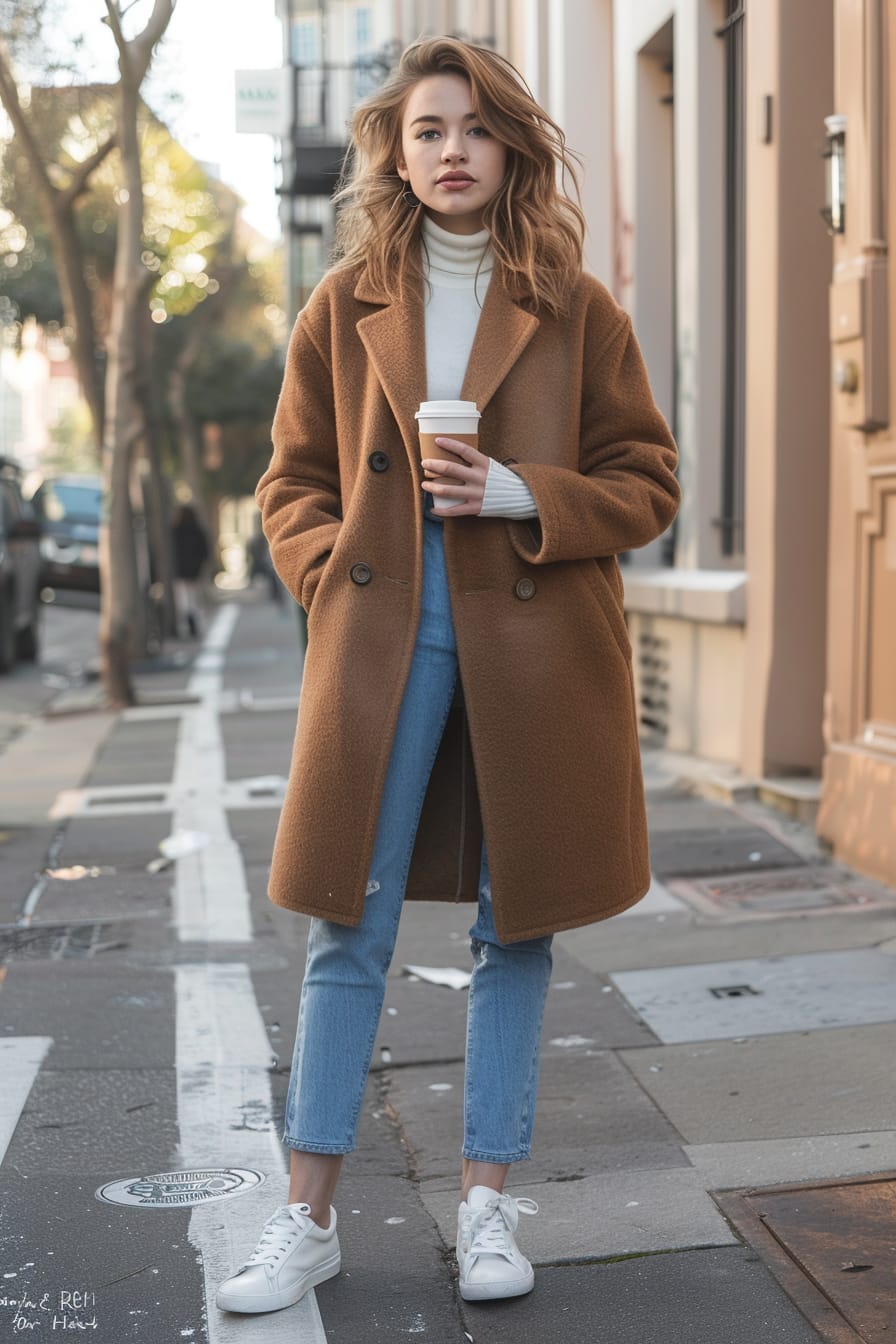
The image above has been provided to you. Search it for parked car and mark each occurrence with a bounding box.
[0,458,42,673]
[30,474,102,593]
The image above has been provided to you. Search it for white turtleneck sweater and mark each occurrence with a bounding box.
[422,216,538,520]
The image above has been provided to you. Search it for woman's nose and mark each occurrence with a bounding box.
[441,136,467,161]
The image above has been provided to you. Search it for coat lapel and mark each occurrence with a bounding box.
[460,277,539,418]
[354,267,540,465]
[355,277,428,468]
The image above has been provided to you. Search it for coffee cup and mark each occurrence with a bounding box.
[415,399,480,512]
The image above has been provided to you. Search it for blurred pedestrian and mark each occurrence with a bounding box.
[217,36,678,1318]
[247,518,283,605]
[171,502,209,638]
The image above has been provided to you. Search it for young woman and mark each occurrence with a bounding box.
[216,36,679,1316]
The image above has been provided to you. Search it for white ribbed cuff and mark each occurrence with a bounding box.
[479,458,539,519]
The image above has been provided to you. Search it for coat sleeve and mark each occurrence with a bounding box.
[506,310,680,564]
[256,305,342,611]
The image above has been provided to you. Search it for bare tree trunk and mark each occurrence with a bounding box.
[98,0,175,705]
[138,308,177,641]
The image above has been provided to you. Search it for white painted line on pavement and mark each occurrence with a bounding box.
[0,1037,53,1164]
[176,964,327,1344]
[173,605,252,943]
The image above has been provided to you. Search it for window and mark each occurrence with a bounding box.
[292,19,320,68]
[355,7,372,55]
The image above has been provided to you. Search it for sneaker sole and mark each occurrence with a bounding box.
[458,1267,535,1301]
[216,1249,341,1314]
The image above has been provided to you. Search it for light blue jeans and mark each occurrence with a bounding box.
[283,515,554,1162]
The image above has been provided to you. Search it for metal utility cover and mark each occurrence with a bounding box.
[715,1173,896,1343]
[611,948,896,1043]
[669,867,895,919]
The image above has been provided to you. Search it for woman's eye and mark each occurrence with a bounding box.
[469,126,489,137]
[418,129,439,141]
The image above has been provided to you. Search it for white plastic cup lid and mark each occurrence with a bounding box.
[415,400,480,421]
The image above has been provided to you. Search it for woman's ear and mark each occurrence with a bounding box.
[396,161,409,182]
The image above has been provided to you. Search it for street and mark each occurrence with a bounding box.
[0,590,894,1343]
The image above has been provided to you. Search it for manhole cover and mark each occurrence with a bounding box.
[668,867,892,919]
[715,1173,896,1343]
[0,920,129,963]
[96,1167,265,1208]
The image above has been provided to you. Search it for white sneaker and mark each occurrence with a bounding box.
[456,1185,538,1301]
[216,1202,340,1314]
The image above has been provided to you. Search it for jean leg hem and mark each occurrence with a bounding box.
[461,1148,532,1164]
[282,1135,354,1155]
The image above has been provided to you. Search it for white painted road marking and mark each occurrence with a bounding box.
[0,1037,52,1164]
[174,605,252,943]
[176,963,328,1343]
[173,608,327,1340]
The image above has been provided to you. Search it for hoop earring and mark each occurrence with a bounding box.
[401,185,421,207]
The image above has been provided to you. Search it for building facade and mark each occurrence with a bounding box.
[815,0,895,885]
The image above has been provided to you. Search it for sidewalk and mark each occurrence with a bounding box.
[0,588,893,1343]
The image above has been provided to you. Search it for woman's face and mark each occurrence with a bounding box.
[397,73,507,235]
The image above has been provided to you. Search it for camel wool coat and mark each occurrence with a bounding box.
[257,260,679,943]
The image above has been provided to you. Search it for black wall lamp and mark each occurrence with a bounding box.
[821,113,847,234]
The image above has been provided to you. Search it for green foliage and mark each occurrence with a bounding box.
[46,401,101,473]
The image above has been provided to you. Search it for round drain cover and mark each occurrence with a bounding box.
[96,1167,265,1208]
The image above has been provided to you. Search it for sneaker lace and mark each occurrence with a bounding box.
[467,1194,538,1259]
[242,1203,313,1272]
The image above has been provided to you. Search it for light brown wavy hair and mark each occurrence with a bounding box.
[332,37,585,317]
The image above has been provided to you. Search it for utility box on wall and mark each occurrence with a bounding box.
[829,263,889,430]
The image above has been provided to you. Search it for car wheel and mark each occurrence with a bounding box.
[16,602,40,662]
[0,593,16,674]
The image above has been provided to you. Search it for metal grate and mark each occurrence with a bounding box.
[638,630,671,740]
[669,866,894,919]
[0,920,129,963]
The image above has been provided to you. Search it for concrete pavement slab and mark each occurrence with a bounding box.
[0,963,174,1069]
[227,808,281,871]
[458,1249,824,1344]
[53,812,174,867]
[314,1172,465,1342]
[0,712,114,826]
[649,824,805,877]
[87,718,180,786]
[0,1173,206,1344]
[387,1052,689,1188]
[557,906,896,972]
[220,709,296,782]
[684,1131,896,1190]
[421,1167,737,1261]
[647,799,760,832]
[615,875,686,916]
[6,1068,178,1175]
[373,950,654,1073]
[620,1023,896,1140]
[611,948,896,1042]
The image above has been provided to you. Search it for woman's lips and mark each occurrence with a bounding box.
[437,177,475,191]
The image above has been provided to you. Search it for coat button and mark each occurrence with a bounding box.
[350,563,373,585]
[368,451,390,472]
[515,577,536,600]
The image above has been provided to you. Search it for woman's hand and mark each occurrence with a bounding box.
[421,437,490,516]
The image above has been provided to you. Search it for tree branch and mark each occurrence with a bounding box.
[101,0,128,64]
[59,134,118,208]
[0,42,53,201]
[103,0,176,86]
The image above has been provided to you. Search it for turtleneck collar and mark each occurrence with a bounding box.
[422,215,493,278]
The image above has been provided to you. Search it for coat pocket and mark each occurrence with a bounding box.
[584,558,632,661]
